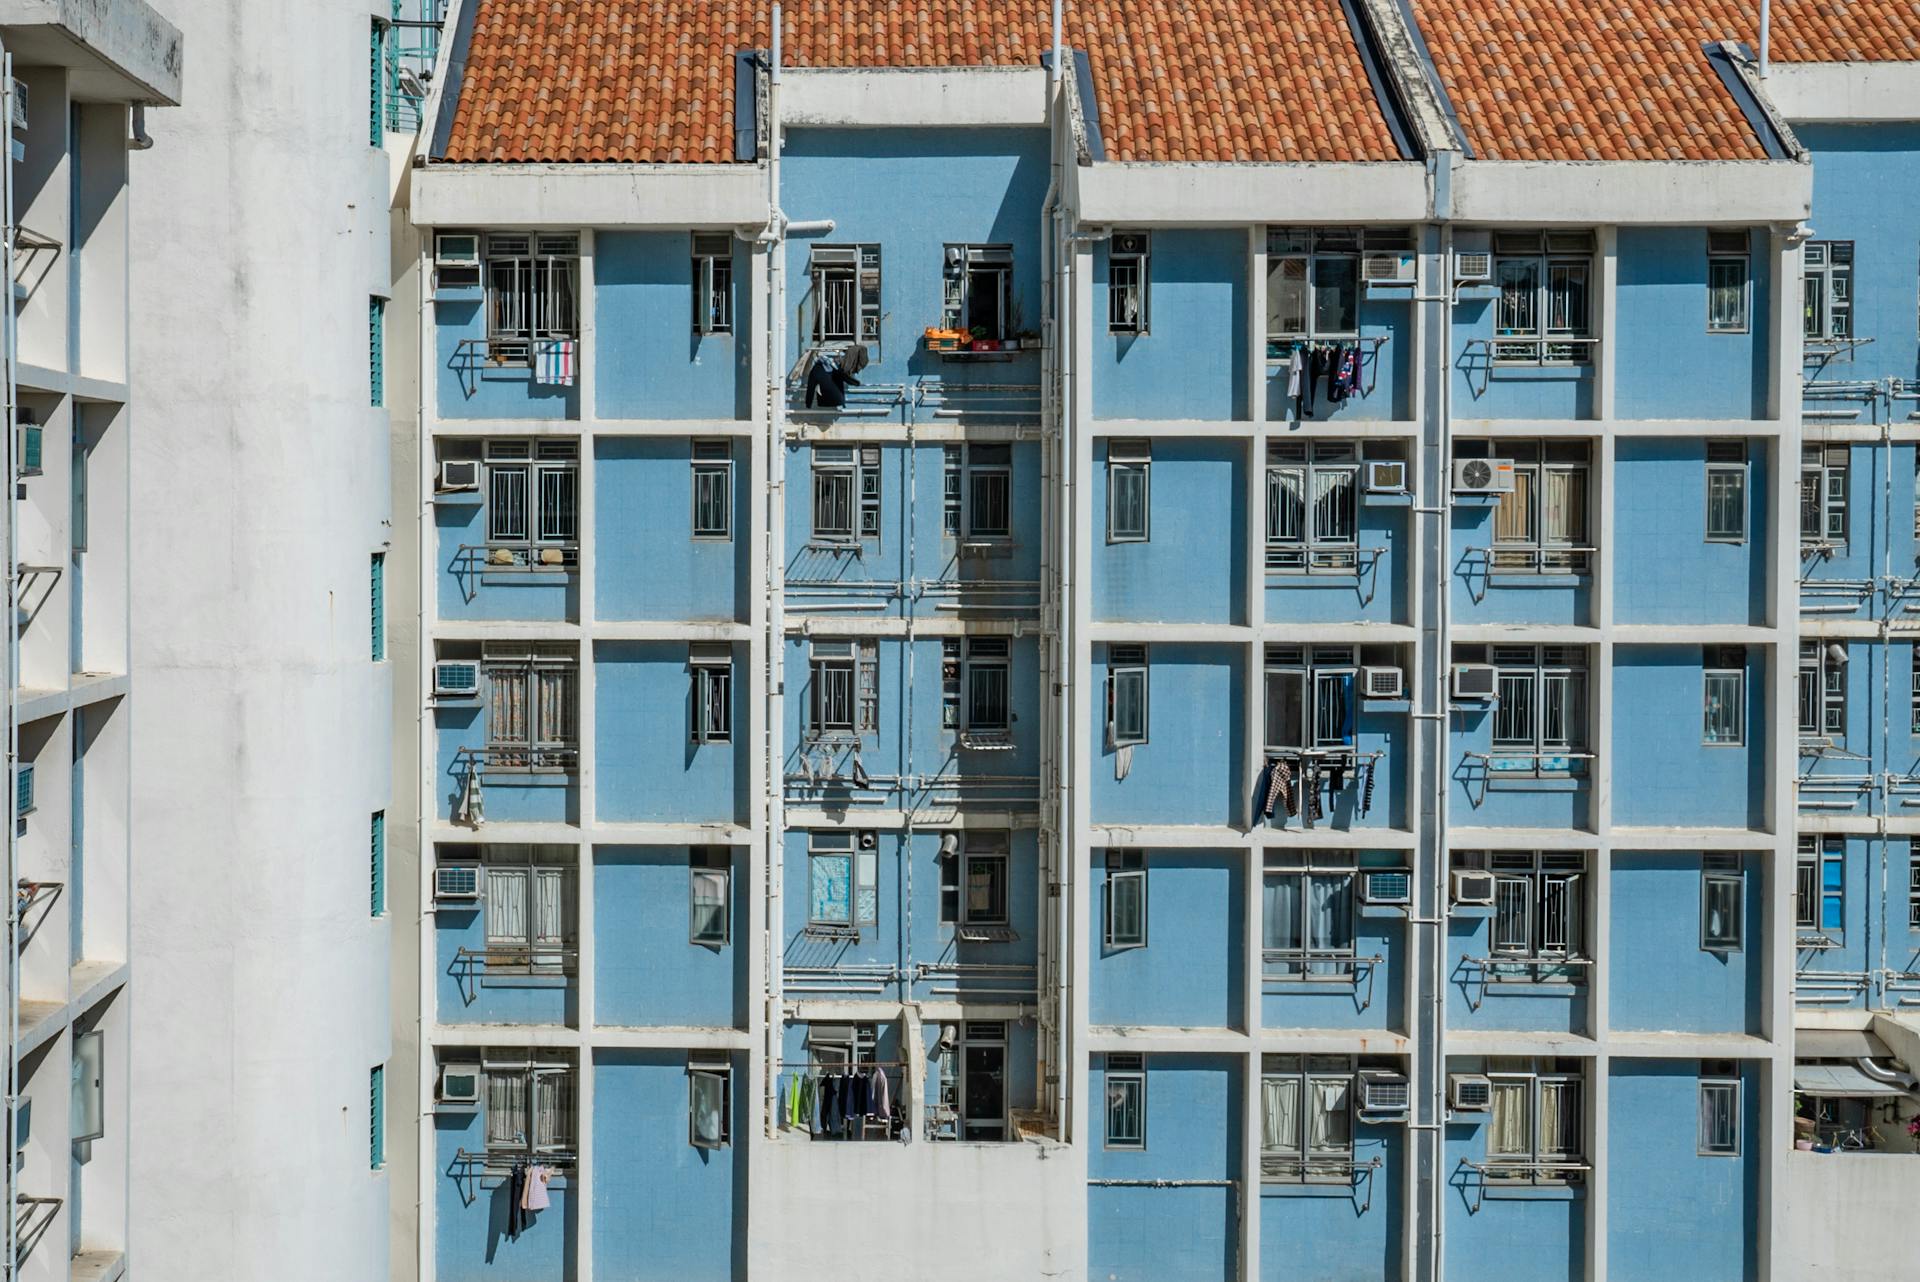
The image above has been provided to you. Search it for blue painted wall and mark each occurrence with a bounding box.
[1088,1054,1241,1282]
[1798,124,1920,390]
[1442,1075,1583,1282]
[595,642,745,824]
[1613,227,1770,420]
[596,439,749,622]
[1089,850,1244,1029]
[1091,439,1246,625]
[1257,1129,1405,1282]
[1450,500,1591,626]
[1610,853,1763,1035]
[594,232,746,420]
[1611,646,1765,828]
[1607,1060,1759,1282]
[436,495,577,623]
[435,294,579,421]
[1091,229,1249,421]
[1614,438,1767,625]
[1266,495,1409,626]
[435,703,576,824]
[436,901,573,1027]
[595,847,746,1028]
[436,1110,577,1281]
[1448,704,1590,832]
[1090,643,1244,827]
[592,1050,741,1281]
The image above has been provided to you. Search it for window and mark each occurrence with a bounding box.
[1701,854,1743,952]
[811,445,882,545]
[1702,647,1746,747]
[1459,439,1591,573]
[1109,233,1150,335]
[1263,851,1356,979]
[1698,1070,1740,1156]
[370,1064,386,1169]
[1705,440,1747,543]
[1707,230,1751,333]
[808,831,879,932]
[1485,1059,1584,1182]
[807,640,878,739]
[1104,849,1147,949]
[1801,444,1848,546]
[484,849,577,974]
[689,1054,731,1149]
[960,830,1009,929]
[943,244,1014,341]
[1106,645,1148,747]
[1107,440,1150,542]
[72,1029,103,1145]
[484,1056,576,1160]
[692,233,734,334]
[1803,241,1854,342]
[692,441,732,540]
[1461,850,1587,982]
[690,646,732,745]
[1267,441,1358,573]
[1491,230,1595,363]
[370,811,386,918]
[484,644,579,770]
[368,20,387,145]
[1105,1054,1145,1149]
[1261,1055,1353,1182]
[1912,647,1920,737]
[943,444,1011,541]
[953,637,1011,743]
[485,440,580,566]
[1795,835,1844,945]
[1267,227,1412,343]
[1909,839,1920,930]
[809,244,882,347]
[1487,646,1588,775]
[1797,641,1847,743]
[369,296,385,406]
[1263,646,1357,753]
[689,848,731,946]
[484,232,580,364]
[370,553,385,661]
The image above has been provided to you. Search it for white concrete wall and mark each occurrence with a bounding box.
[126,1,392,1278]
[1779,1150,1920,1280]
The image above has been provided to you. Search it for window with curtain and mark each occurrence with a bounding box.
[483,850,575,975]
[1105,1055,1145,1149]
[484,233,580,364]
[1490,230,1594,363]
[1474,439,1591,573]
[1265,441,1360,573]
[1485,1060,1583,1182]
[1701,855,1744,952]
[1107,646,1148,747]
[484,1059,576,1160]
[690,848,730,947]
[1698,1075,1740,1155]
[1104,850,1147,949]
[483,645,578,771]
[689,1056,731,1148]
[1263,852,1356,979]
[1107,441,1150,542]
[1261,1056,1353,1182]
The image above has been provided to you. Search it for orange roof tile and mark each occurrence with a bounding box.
[1409,0,1772,162]
[440,0,1404,165]
[1689,0,1920,64]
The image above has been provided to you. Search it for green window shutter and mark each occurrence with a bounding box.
[370,810,386,917]
[370,1064,385,1169]
[370,552,385,662]
[368,22,384,146]
[369,297,385,407]
[14,763,32,816]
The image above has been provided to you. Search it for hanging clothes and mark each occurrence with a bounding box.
[807,1073,822,1134]
[1302,346,1327,417]
[851,753,870,789]
[1286,347,1304,403]
[506,1163,528,1240]
[820,1074,841,1134]
[805,352,861,408]
[848,1070,868,1120]
[1252,759,1274,819]
[533,338,577,387]
[1114,743,1133,782]
[869,1066,891,1121]
[1361,758,1377,816]
[1328,763,1346,795]
[1305,761,1323,824]
[1328,344,1360,403]
[522,1164,551,1212]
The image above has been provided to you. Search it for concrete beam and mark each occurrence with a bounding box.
[1451,160,1811,225]
[1763,61,1920,123]
[0,0,181,104]
[413,164,772,230]
[1074,162,1430,226]
[781,67,1047,128]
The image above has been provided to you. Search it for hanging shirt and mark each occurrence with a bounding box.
[1286,348,1304,400]
[522,1164,551,1212]
[870,1066,891,1120]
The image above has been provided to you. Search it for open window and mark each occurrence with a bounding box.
[1107,440,1150,542]
[807,640,878,741]
[811,445,882,546]
[949,637,1011,749]
[1802,241,1853,343]
[692,233,734,335]
[1104,849,1147,949]
[942,443,1012,545]
[1491,230,1595,364]
[690,847,731,947]
[484,233,579,365]
[1106,645,1148,748]
[1262,851,1356,980]
[810,244,882,349]
[943,244,1015,342]
[690,645,732,745]
[808,830,879,936]
[1109,233,1150,335]
[689,1054,731,1149]
[1105,1054,1146,1149]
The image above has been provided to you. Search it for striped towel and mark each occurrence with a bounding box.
[534,337,577,386]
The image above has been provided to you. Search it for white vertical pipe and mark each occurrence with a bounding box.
[1759,0,1772,77]
[761,4,787,1135]
[2,42,18,1282]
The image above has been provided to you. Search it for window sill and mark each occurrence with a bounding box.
[1477,980,1585,995]
[938,349,1025,362]
[479,974,573,989]
[1484,572,1588,588]
[1363,490,1413,508]
[1478,1180,1583,1201]
[1484,773,1587,792]
[1258,1179,1357,1197]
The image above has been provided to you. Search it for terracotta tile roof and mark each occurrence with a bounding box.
[1689,0,1920,64]
[1409,0,1772,162]
[440,0,1403,164]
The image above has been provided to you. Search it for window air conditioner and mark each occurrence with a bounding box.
[1366,460,1407,493]
[438,459,481,492]
[1362,251,1416,284]
[1360,869,1412,905]
[1451,664,1498,700]
[434,864,480,901]
[1449,1072,1494,1111]
[1453,231,1492,282]
[1358,1070,1411,1118]
[1451,869,1497,907]
[1451,458,1515,494]
[1362,666,1404,699]
[435,233,481,267]
[438,1064,481,1105]
[434,661,481,698]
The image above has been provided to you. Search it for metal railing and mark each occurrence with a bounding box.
[1457,1160,1589,1213]
[1458,953,1592,1009]
[1259,1154,1384,1211]
[1260,951,1385,1012]
[453,743,579,775]
[449,945,578,1003]
[1459,750,1593,805]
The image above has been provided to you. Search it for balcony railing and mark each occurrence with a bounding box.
[1260,951,1385,1012]
[1458,953,1592,1008]
[1458,1160,1589,1213]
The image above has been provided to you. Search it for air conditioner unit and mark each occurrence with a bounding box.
[1451,869,1497,906]
[16,421,40,477]
[434,661,481,698]
[1366,460,1407,493]
[1452,458,1515,494]
[1449,1072,1494,1111]
[434,864,481,901]
[1452,664,1498,700]
[1358,1070,1411,1118]
[438,1064,481,1106]
[1360,869,1412,905]
[1454,231,1492,282]
[438,459,481,492]
[1362,251,1416,284]
[1362,666,1404,699]
[435,233,481,267]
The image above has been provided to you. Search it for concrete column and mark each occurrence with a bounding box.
[1593,226,1618,423]
[1248,224,1268,426]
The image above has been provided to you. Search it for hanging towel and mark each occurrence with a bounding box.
[1361,758,1377,816]
[1305,762,1323,824]
[1269,759,1292,819]
[1114,743,1133,782]
[522,1164,551,1212]
[869,1066,891,1120]
[1286,348,1304,402]
[534,338,577,387]
[805,1074,821,1134]
[851,753,870,789]
[1328,344,1359,403]
[1303,346,1328,417]
[849,1070,869,1120]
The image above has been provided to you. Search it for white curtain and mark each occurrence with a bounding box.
[1309,1078,1351,1152]
[1539,1080,1579,1159]
[532,867,570,946]
[1307,875,1349,975]
[1262,1075,1300,1155]
[533,1070,574,1152]
[1488,1081,1530,1158]
[486,1071,527,1148]
[487,867,529,946]
[1264,876,1302,954]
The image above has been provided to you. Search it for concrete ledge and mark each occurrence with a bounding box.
[782,67,1048,128]
[1451,160,1811,225]
[1076,161,1430,225]
[414,163,771,230]
[0,0,181,104]
[1763,61,1920,123]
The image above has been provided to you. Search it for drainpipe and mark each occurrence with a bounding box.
[763,4,787,1135]
[1759,0,1772,77]
[126,104,153,151]
[1854,1056,1918,1089]
[2,41,18,1282]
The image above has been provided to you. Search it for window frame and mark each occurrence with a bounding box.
[690,645,733,745]
[1706,230,1752,334]
[482,1056,577,1163]
[961,637,1012,739]
[1908,838,1920,931]
[807,831,879,933]
[1802,240,1854,343]
[808,244,882,349]
[483,440,581,565]
[1801,444,1849,547]
[1104,849,1147,950]
[1701,854,1744,953]
[811,445,882,546]
[483,232,581,365]
[1471,439,1591,574]
[1490,230,1596,364]
[1704,440,1748,544]
[943,243,1016,342]
[689,847,731,947]
[1795,834,1845,946]
[1262,851,1358,982]
[691,440,733,540]
[1104,1054,1146,1150]
[688,1054,732,1150]
[1697,1075,1741,1157]
[1488,646,1588,777]
[1106,645,1149,748]
[481,848,578,975]
[1106,440,1151,543]
[692,232,735,335]
[1260,1054,1356,1184]
[807,639,878,741]
[1266,440,1361,574]
[482,643,579,771]
[1484,1059,1585,1184]
[1702,659,1746,748]
[1108,233,1150,336]
[1797,640,1847,744]
[1264,227,1410,343]
[1262,646,1358,754]
[1466,850,1588,983]
[943,443,1012,543]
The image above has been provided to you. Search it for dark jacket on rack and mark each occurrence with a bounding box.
[805,353,861,409]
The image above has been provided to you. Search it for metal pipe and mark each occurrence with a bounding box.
[126,103,153,151]
[2,43,18,1282]
[1759,0,1772,77]
[763,4,788,1137]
